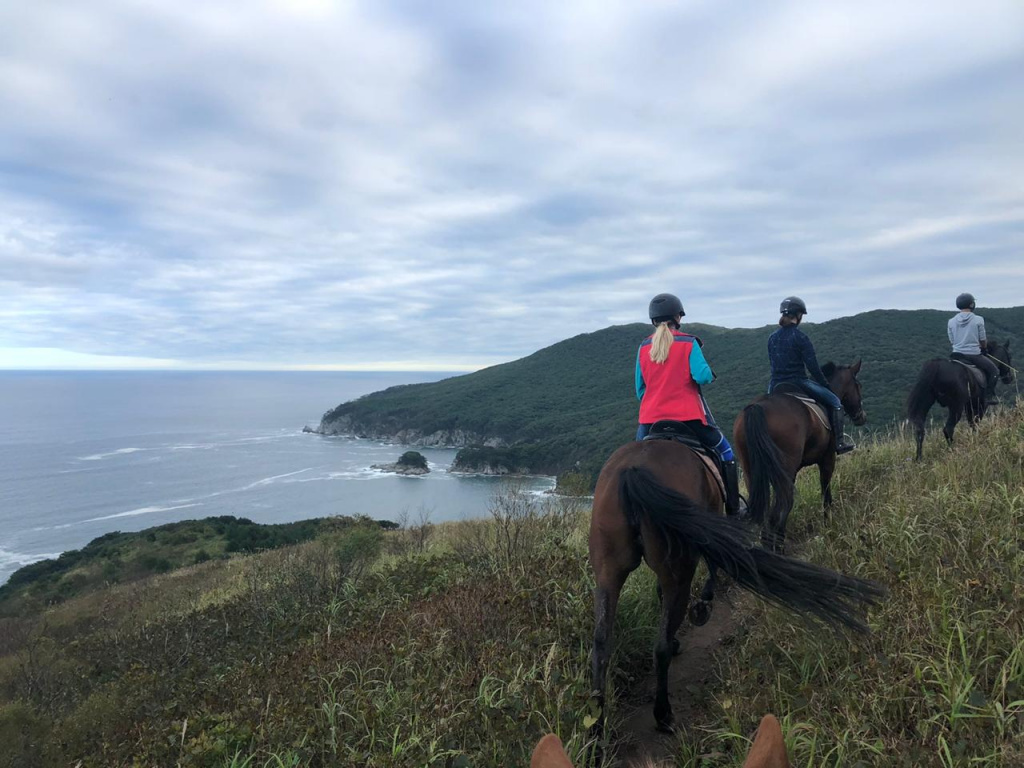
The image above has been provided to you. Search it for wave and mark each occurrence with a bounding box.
[0,546,62,572]
[243,467,314,488]
[83,502,203,523]
[77,447,146,461]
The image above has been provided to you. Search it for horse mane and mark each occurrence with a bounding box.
[821,361,849,378]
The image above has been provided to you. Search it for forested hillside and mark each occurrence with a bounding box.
[317,307,1022,482]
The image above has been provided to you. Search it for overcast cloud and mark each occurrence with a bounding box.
[1,0,1022,369]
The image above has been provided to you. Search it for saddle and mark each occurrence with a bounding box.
[643,420,726,499]
[949,357,987,393]
[771,383,831,432]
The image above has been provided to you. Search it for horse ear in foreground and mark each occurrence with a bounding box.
[531,714,790,767]
[589,437,885,737]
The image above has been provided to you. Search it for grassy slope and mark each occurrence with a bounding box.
[0,516,395,617]
[320,307,1023,481]
[1,406,1022,766]
[672,405,1024,766]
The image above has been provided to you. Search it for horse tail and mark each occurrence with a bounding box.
[907,360,940,423]
[742,403,792,526]
[617,466,884,632]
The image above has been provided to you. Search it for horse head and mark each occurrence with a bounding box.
[822,360,867,426]
[989,340,1014,386]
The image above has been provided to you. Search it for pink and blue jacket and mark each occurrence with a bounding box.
[635,330,714,425]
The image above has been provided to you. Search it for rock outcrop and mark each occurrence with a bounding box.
[371,451,430,476]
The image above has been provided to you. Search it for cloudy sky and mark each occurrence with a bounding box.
[1,0,1022,370]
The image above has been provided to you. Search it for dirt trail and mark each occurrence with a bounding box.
[613,597,739,766]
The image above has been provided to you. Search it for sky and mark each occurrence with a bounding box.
[1,0,1022,371]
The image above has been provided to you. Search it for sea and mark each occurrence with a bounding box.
[0,371,555,585]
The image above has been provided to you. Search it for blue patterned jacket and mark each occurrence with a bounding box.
[768,326,828,390]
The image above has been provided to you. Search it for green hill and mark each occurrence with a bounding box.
[317,307,1023,483]
[0,515,396,617]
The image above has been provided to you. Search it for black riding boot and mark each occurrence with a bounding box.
[831,408,855,454]
[723,460,743,517]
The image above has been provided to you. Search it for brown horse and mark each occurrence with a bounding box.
[589,436,883,737]
[532,713,790,768]
[733,361,867,553]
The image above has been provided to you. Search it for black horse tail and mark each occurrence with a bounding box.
[907,360,941,424]
[742,403,792,526]
[618,466,884,632]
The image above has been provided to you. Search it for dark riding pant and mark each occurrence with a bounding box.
[769,378,841,410]
[636,421,735,462]
[951,352,998,394]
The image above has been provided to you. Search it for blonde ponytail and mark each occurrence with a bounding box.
[649,322,674,364]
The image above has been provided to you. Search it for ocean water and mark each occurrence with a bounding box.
[0,371,554,585]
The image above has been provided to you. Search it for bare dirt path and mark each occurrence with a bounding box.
[613,596,740,766]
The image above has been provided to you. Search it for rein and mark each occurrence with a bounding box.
[985,353,1019,375]
[983,353,1021,402]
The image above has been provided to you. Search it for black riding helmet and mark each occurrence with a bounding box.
[779,296,807,316]
[648,293,684,323]
[956,293,976,310]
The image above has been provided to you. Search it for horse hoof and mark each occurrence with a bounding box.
[655,719,675,735]
[689,601,712,626]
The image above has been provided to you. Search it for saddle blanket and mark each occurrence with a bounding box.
[695,451,726,502]
[782,394,831,432]
[949,358,987,393]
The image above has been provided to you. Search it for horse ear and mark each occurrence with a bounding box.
[742,714,790,768]
[851,359,862,376]
[531,734,575,768]
[821,362,836,379]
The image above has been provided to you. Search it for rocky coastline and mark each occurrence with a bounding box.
[305,416,508,450]
[370,462,429,476]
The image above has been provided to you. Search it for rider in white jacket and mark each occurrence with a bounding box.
[948,293,998,400]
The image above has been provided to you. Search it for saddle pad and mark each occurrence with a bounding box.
[643,432,726,500]
[949,359,987,392]
[782,394,831,432]
[695,451,726,502]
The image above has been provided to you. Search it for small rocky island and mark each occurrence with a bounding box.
[370,450,430,476]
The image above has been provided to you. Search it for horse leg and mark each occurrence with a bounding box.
[761,472,796,555]
[656,583,682,653]
[652,555,698,733]
[775,490,795,555]
[943,404,962,446]
[590,558,635,741]
[688,563,716,627]
[913,416,926,461]
[819,451,836,518]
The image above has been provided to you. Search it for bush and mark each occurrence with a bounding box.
[397,450,428,470]
[0,702,54,768]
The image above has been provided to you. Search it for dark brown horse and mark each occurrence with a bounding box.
[732,362,867,553]
[589,436,883,737]
[907,340,1013,460]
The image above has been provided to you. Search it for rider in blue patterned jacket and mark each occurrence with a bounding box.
[767,296,855,455]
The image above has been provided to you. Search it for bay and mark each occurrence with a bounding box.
[0,371,554,584]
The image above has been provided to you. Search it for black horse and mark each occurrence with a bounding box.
[908,340,1013,460]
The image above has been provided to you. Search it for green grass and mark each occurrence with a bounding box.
[1,405,1022,766]
[664,403,1024,767]
[0,515,397,617]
